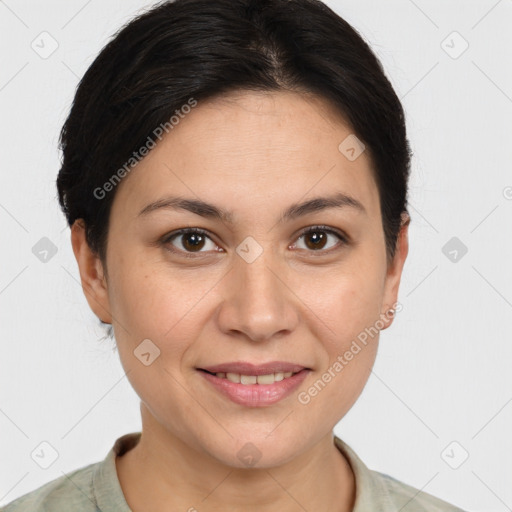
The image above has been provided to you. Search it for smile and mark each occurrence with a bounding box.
[205,370,297,385]
[197,368,310,407]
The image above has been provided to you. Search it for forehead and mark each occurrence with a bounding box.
[111,90,380,223]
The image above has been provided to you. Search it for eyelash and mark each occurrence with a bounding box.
[161,225,348,258]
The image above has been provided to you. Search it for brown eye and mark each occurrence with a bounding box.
[180,232,206,251]
[293,226,347,253]
[303,231,328,250]
[164,228,220,255]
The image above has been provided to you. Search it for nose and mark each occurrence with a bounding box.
[215,251,300,343]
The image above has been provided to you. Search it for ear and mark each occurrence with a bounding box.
[380,212,410,330]
[70,219,112,324]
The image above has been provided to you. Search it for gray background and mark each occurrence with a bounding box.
[1,1,511,510]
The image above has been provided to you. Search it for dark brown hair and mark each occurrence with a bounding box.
[57,0,411,269]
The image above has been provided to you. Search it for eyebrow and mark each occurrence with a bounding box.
[138,192,366,223]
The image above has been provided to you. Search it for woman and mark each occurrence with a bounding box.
[2,0,466,510]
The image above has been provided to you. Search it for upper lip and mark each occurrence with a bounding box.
[199,361,308,376]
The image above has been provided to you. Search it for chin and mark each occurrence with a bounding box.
[204,430,305,469]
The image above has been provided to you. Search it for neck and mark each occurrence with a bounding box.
[116,408,355,512]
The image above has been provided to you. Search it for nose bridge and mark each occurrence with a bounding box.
[216,244,299,342]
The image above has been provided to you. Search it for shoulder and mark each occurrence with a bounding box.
[0,462,99,512]
[333,436,467,512]
[373,469,467,512]
[1,432,140,512]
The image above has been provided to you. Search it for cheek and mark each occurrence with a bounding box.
[297,265,383,398]
[105,254,166,344]
[301,262,384,338]
[108,251,175,328]
[108,264,198,408]
[107,254,220,361]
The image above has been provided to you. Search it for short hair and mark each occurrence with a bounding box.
[57,0,412,268]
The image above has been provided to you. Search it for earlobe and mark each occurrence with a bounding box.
[70,219,112,324]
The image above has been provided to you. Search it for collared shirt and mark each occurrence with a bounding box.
[1,432,466,511]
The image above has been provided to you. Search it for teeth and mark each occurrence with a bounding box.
[257,373,275,384]
[216,371,298,385]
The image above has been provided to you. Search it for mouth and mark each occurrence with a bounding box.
[198,361,308,376]
[198,368,301,385]
[196,362,311,407]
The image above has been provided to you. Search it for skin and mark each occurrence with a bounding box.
[71,89,409,512]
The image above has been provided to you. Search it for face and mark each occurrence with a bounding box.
[72,90,408,468]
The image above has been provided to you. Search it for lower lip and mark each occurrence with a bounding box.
[198,369,310,407]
